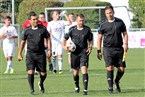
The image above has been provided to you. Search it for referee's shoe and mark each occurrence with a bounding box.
[114,80,121,92]
[30,90,35,95]
[83,90,87,95]
[38,81,45,93]
[75,87,80,93]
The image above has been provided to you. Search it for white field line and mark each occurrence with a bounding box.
[0,72,144,80]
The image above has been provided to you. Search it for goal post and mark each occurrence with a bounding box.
[44,6,132,47]
[45,6,132,29]
[45,6,106,29]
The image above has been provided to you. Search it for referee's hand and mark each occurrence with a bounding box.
[97,53,102,60]
[86,47,92,55]
[18,55,23,61]
[47,50,51,59]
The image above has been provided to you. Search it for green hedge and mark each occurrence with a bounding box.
[17,0,111,29]
[17,0,63,26]
[129,0,145,28]
[64,0,111,28]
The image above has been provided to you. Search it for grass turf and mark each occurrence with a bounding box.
[0,48,144,97]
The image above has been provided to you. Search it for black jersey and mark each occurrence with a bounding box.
[64,25,93,54]
[98,17,126,48]
[22,25,50,53]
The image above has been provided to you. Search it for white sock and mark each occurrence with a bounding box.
[6,60,12,71]
[52,57,56,70]
[9,61,13,70]
[58,58,63,71]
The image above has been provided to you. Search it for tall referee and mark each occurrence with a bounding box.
[97,6,128,93]
[63,13,93,95]
[18,12,51,95]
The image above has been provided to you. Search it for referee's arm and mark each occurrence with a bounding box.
[86,30,93,55]
[18,30,26,61]
[46,37,51,59]
[97,33,103,51]
[123,31,128,52]
[18,40,26,61]
[97,33,103,60]
[88,40,93,49]
[62,33,69,51]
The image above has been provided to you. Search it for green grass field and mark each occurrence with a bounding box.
[0,48,144,97]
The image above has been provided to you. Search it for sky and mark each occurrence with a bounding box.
[61,0,69,2]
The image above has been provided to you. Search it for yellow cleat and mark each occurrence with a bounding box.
[4,70,9,74]
[59,70,63,74]
[10,69,14,74]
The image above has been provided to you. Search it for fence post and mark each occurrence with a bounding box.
[12,0,15,24]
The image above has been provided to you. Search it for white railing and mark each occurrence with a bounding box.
[128,28,145,32]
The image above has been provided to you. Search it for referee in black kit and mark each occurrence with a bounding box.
[97,5,128,94]
[18,12,51,95]
[62,13,93,95]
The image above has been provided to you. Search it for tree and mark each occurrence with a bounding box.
[129,0,145,28]
[64,0,111,29]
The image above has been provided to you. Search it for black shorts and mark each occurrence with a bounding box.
[71,51,89,69]
[103,47,126,68]
[26,51,47,72]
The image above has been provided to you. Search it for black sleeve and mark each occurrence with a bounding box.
[64,33,70,40]
[87,28,93,41]
[64,28,72,40]
[121,20,127,33]
[44,28,50,38]
[22,29,27,40]
[98,20,107,35]
[97,24,101,33]
[98,23,104,35]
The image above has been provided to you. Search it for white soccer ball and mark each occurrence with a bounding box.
[66,40,76,52]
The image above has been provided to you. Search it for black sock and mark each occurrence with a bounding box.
[28,74,34,91]
[49,63,52,67]
[83,73,88,91]
[40,74,47,85]
[115,70,124,83]
[107,70,114,89]
[73,75,79,88]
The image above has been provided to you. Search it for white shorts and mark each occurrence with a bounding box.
[52,43,63,57]
[3,46,15,57]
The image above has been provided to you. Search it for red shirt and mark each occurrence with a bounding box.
[22,20,30,29]
[40,21,48,28]
[22,20,48,29]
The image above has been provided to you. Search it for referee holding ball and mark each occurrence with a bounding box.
[63,13,93,95]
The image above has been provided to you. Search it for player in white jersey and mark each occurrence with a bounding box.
[65,13,77,34]
[47,10,71,74]
[65,13,77,72]
[0,16,18,74]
